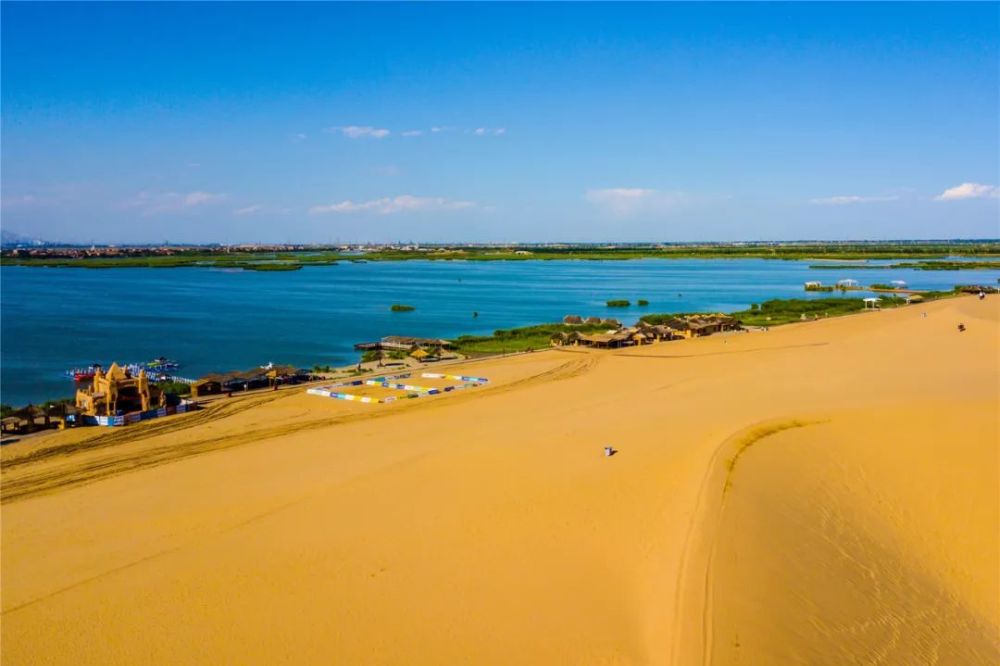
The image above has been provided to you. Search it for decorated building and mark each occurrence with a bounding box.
[75,362,165,417]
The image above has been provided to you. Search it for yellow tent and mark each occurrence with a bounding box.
[410,347,429,360]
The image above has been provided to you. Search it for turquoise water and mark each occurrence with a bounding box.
[2,259,996,406]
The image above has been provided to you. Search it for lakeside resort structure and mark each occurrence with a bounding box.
[72,363,195,427]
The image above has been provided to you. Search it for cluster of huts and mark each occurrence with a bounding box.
[191,365,310,397]
[354,336,456,363]
[354,336,455,353]
[552,313,741,349]
[2,403,75,435]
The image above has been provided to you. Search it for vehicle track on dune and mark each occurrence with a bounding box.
[1,356,599,504]
[668,418,817,666]
[2,391,288,471]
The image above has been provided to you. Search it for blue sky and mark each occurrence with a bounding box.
[2,2,998,244]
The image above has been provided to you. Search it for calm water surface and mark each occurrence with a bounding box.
[2,259,997,405]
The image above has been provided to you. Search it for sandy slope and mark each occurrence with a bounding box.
[2,296,997,664]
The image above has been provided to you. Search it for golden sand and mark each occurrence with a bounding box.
[2,296,998,664]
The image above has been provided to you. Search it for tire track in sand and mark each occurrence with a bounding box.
[668,418,817,666]
[2,356,600,504]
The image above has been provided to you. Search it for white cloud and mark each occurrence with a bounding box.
[472,127,506,136]
[934,182,999,201]
[183,192,218,206]
[586,188,688,216]
[309,195,475,215]
[322,125,503,139]
[809,195,900,205]
[123,191,226,216]
[292,133,307,141]
[233,204,265,216]
[1,194,39,207]
[326,125,390,139]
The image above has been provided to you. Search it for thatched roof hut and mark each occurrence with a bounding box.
[563,315,583,324]
[266,365,301,379]
[410,347,429,360]
[576,330,634,348]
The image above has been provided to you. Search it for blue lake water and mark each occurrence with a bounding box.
[2,258,997,405]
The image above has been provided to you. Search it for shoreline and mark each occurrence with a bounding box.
[1,294,997,663]
[1,288,982,418]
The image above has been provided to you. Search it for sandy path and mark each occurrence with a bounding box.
[2,296,997,664]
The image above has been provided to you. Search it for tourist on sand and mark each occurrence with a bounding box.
[978,291,986,300]
[958,323,966,333]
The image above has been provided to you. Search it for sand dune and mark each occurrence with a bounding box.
[2,296,997,664]
[707,404,998,664]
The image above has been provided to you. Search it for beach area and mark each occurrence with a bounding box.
[1,294,997,664]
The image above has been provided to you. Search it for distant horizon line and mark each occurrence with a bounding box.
[4,238,1000,249]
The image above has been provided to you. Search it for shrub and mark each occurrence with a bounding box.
[155,380,192,397]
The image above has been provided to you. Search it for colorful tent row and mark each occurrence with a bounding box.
[421,372,490,384]
[365,380,441,393]
[307,373,489,406]
[305,389,396,404]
